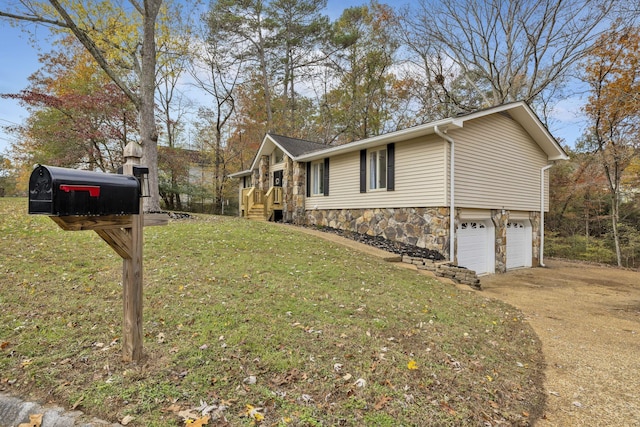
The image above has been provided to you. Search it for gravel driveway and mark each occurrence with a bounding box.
[480,259,640,426]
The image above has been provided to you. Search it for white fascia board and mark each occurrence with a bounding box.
[295,117,463,162]
[228,169,253,178]
[248,134,303,171]
[248,134,277,171]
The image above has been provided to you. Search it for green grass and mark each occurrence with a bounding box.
[0,197,545,426]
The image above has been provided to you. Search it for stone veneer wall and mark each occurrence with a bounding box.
[491,209,508,273]
[291,161,306,225]
[306,207,450,257]
[282,158,294,223]
[530,211,541,266]
[258,155,269,192]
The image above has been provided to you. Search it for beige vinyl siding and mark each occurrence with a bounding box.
[452,114,549,211]
[307,135,447,209]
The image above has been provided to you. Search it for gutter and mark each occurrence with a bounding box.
[539,164,553,267]
[434,125,455,263]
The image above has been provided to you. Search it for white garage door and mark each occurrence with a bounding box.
[457,220,494,275]
[506,221,532,269]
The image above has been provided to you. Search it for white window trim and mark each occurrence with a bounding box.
[368,147,387,191]
[310,160,324,196]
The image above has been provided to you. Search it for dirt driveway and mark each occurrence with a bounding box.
[480,259,640,426]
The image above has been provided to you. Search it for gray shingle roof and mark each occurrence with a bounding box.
[268,134,328,157]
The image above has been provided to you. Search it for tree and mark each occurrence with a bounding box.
[581,25,640,266]
[1,0,163,210]
[400,0,625,115]
[548,149,611,239]
[266,0,329,134]
[208,0,275,130]
[322,2,399,143]
[154,3,195,210]
[3,40,137,171]
[189,12,245,213]
[0,155,17,197]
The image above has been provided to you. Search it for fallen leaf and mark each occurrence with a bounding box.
[121,415,134,425]
[407,360,419,370]
[440,401,456,415]
[244,404,264,422]
[195,400,218,416]
[178,410,201,420]
[374,396,393,410]
[354,378,366,388]
[71,395,84,410]
[186,415,210,426]
[299,394,313,404]
[164,404,182,413]
[0,341,9,349]
[18,413,42,427]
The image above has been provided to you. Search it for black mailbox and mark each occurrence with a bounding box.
[29,165,141,216]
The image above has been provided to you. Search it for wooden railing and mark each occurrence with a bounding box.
[240,186,282,220]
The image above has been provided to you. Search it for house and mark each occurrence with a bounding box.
[230,102,569,275]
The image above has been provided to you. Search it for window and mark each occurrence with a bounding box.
[311,161,324,195]
[307,158,329,196]
[368,148,387,190]
[360,143,394,193]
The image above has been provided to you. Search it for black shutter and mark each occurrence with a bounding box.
[324,158,330,196]
[306,162,311,197]
[360,149,367,193]
[387,143,395,191]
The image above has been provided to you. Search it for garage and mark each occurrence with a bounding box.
[457,220,495,275]
[506,220,532,269]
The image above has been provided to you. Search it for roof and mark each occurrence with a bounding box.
[228,102,568,178]
[268,134,328,157]
[296,101,568,162]
[230,133,328,177]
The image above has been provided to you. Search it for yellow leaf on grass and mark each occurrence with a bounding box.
[185,416,210,426]
[245,404,264,422]
[407,360,419,370]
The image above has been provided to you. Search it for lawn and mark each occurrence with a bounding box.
[0,197,545,426]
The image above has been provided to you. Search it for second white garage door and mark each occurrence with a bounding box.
[506,220,532,269]
[457,220,494,275]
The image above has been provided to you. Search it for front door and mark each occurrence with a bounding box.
[273,170,283,187]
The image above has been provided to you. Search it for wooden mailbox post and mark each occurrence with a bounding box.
[28,143,167,362]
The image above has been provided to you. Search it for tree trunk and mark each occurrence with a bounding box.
[611,192,622,267]
[140,0,162,212]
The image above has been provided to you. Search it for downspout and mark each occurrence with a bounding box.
[434,125,455,263]
[540,164,553,267]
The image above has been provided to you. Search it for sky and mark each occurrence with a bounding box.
[0,0,587,156]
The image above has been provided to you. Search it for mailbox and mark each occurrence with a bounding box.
[29,165,141,216]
